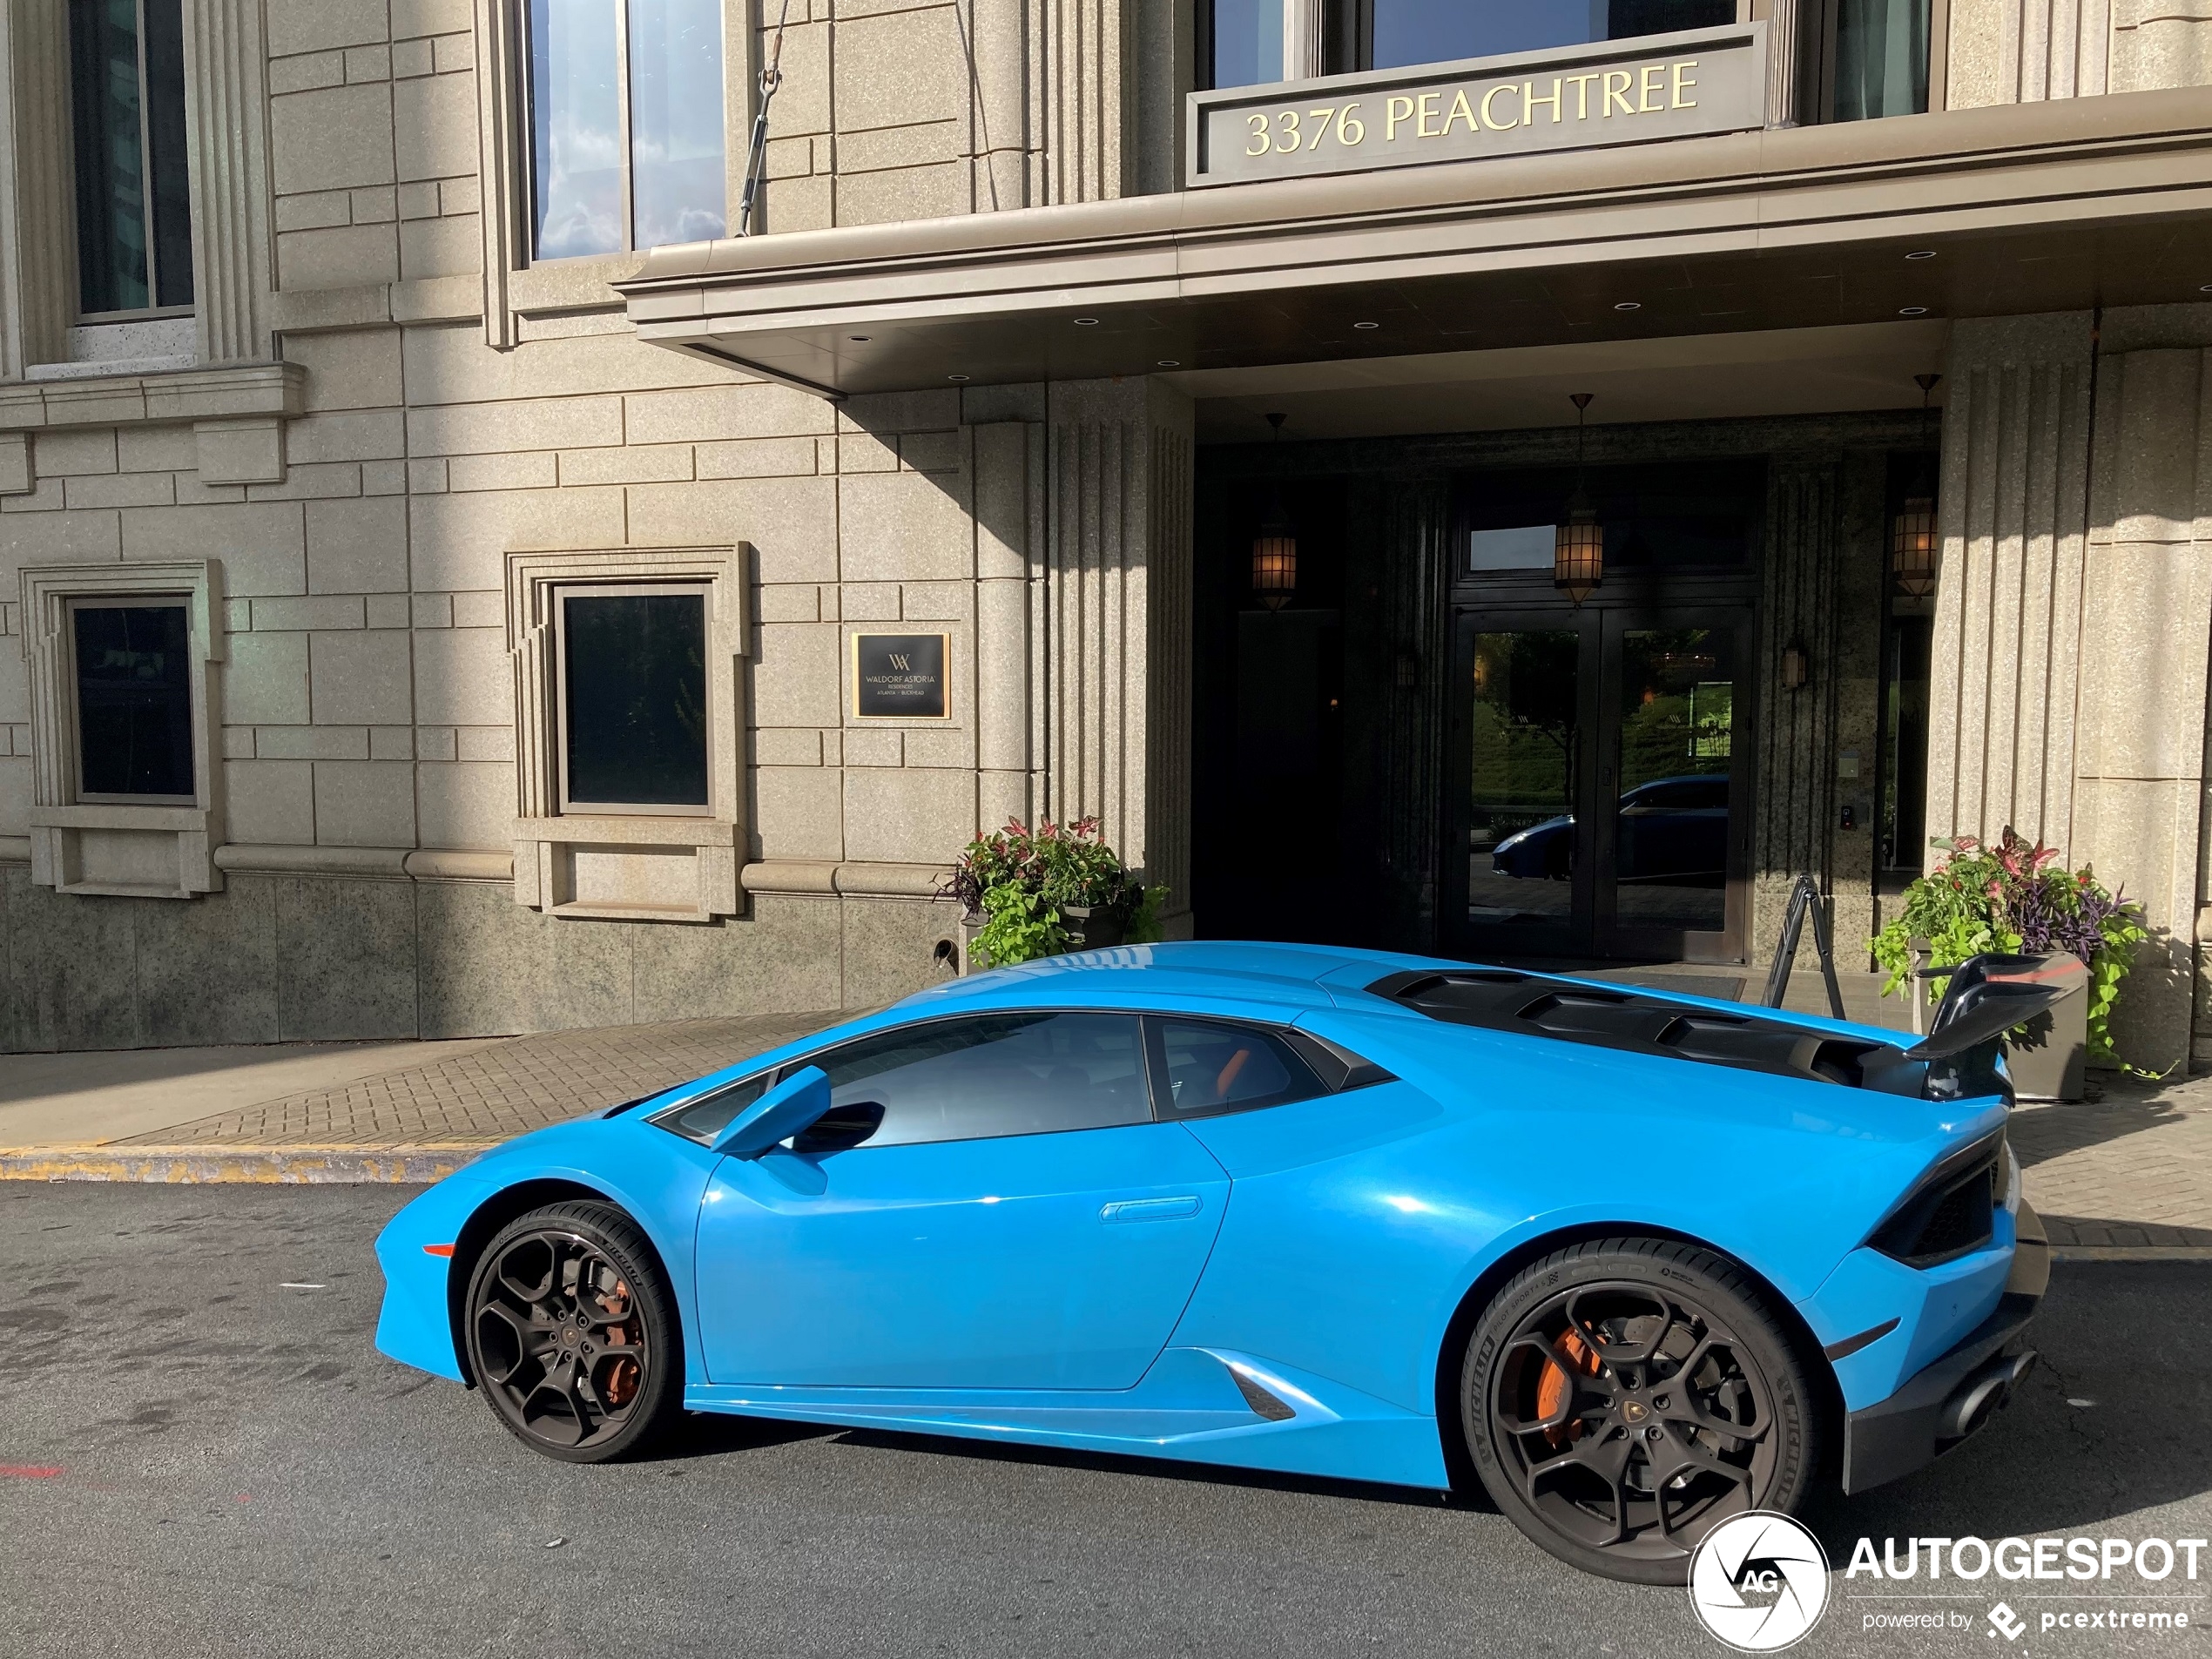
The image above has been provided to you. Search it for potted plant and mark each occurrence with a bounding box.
[944,817,1167,969]
[1870,828,2148,1097]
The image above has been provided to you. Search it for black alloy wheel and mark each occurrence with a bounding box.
[464,1200,681,1463]
[1460,1237,1817,1584]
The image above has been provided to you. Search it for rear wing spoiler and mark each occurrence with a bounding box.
[1366,952,2087,1102]
[1906,952,2088,1062]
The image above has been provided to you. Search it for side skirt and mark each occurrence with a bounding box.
[684,1346,1451,1490]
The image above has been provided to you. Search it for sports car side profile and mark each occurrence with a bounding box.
[374,941,2055,1582]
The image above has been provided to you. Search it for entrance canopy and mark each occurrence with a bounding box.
[618,88,2212,401]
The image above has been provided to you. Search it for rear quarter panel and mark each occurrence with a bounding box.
[1170,1006,2003,1415]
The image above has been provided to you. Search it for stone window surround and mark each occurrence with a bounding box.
[0,0,276,379]
[507,543,751,923]
[471,0,757,350]
[19,556,226,900]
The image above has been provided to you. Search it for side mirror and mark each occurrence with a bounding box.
[711,1066,833,1158]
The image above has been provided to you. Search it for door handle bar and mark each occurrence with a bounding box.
[1100,1195,1203,1223]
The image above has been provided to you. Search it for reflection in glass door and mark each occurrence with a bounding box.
[1454,609,1750,963]
[1463,622,1588,954]
[1602,627,1739,953]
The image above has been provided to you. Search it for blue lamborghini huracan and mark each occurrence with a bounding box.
[374,941,2059,1581]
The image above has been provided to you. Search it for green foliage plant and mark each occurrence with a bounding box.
[1870,827,2148,1064]
[946,817,1168,968]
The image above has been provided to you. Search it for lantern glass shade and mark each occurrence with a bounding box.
[1251,532,1298,610]
[1553,509,1602,604]
[1891,496,1938,597]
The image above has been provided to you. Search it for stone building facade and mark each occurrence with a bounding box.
[4,0,2212,1074]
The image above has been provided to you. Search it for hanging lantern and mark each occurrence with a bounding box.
[1251,508,1298,610]
[1554,392,1602,604]
[1892,496,1938,598]
[1251,411,1297,610]
[1554,500,1602,604]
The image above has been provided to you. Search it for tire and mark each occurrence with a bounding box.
[1459,1236,1818,1584]
[462,1200,683,1464]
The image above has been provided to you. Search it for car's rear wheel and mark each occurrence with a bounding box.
[1460,1237,1817,1584]
[463,1200,681,1463]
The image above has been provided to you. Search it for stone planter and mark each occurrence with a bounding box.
[2003,974,2087,1103]
[1057,905,1125,951]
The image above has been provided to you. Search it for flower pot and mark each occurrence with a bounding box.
[956,914,985,974]
[1057,905,1124,952]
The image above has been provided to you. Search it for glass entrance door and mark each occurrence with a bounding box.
[1452,607,1752,963]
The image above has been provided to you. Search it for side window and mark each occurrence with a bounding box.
[1149,1018,1327,1118]
[654,1072,767,1145]
[805,1014,1151,1150]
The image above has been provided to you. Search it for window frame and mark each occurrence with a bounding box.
[68,0,195,320]
[517,0,734,266]
[19,557,224,900]
[647,1008,1390,1150]
[64,593,199,806]
[550,577,717,818]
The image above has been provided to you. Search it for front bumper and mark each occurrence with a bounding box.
[1838,1200,2049,1494]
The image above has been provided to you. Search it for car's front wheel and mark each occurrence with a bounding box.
[1460,1237,1818,1584]
[463,1200,681,1463]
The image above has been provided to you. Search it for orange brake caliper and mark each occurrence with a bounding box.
[1538,1329,1605,1447]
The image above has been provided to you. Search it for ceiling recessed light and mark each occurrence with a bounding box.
[947,374,970,382]
[1156,359,1180,368]
[848,334,870,341]
[1352,320,1379,330]
[1905,250,1937,260]
[1898,306,1929,316]
[1614,301,1641,312]
[1073,317,1099,326]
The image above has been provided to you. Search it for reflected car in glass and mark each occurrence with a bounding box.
[1489,772,1729,884]
[375,941,2053,1583]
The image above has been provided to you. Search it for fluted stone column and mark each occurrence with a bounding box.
[181,0,276,366]
[1931,310,2212,1072]
[968,380,1194,922]
[0,0,77,380]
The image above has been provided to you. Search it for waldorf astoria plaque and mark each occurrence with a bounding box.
[852,632,949,718]
[1188,22,1767,188]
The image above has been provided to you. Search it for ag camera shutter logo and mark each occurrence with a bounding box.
[1689,1511,1832,1651]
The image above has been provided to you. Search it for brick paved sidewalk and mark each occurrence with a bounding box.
[111,1009,837,1150]
[2013,1071,2212,1248]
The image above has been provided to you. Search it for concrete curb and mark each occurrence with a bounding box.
[0,1144,490,1184]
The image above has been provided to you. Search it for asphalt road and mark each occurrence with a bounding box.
[2,1183,2208,1659]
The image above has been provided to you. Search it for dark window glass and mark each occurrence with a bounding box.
[1150,1018,1326,1117]
[70,0,192,314]
[142,0,192,307]
[1367,0,1730,75]
[1210,0,1285,88]
[803,1014,1151,1150]
[1834,0,1929,121]
[655,1073,767,1145]
[73,604,193,799]
[562,591,709,807]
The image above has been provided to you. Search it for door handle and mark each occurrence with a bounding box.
[1100,1195,1203,1224]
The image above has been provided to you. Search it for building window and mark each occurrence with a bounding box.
[69,0,194,317]
[1829,0,1929,119]
[554,583,712,813]
[71,600,196,801]
[526,0,727,260]
[1205,0,1736,89]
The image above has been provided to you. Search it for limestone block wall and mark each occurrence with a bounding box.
[1945,0,2212,105]
[0,0,1197,1051]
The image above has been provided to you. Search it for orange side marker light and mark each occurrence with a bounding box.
[422,1243,455,1258]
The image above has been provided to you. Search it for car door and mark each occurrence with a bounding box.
[692,1010,1231,1391]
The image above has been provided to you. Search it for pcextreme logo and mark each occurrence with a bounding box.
[1689,1511,1833,1652]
